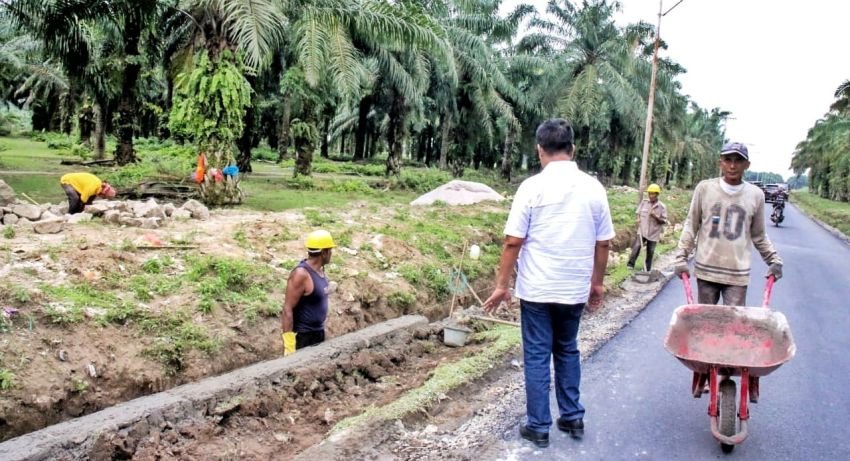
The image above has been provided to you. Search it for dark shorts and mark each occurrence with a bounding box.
[697,279,747,306]
[296,330,325,349]
[62,184,88,214]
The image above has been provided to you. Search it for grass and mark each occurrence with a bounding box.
[331,324,521,434]
[0,367,13,390]
[139,310,221,374]
[241,175,414,212]
[185,255,282,318]
[0,136,78,203]
[791,190,850,236]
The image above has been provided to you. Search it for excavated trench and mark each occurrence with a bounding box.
[0,314,508,461]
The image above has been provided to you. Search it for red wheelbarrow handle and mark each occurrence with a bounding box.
[680,272,695,304]
[679,273,777,308]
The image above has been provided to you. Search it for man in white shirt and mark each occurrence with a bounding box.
[483,118,615,448]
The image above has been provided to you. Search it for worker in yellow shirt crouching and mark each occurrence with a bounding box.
[60,172,116,214]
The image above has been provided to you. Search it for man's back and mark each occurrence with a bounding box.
[505,161,614,304]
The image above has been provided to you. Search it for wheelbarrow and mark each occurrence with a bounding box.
[663,273,796,453]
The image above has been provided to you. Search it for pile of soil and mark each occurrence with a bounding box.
[410,180,504,206]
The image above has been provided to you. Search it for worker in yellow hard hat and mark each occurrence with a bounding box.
[281,230,335,356]
[627,184,668,271]
[60,172,116,214]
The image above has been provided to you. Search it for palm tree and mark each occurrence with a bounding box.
[520,0,646,172]
[423,0,534,177]
[3,0,111,134]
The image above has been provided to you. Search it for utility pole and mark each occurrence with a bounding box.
[637,0,687,204]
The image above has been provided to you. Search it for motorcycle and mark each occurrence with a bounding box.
[770,198,785,226]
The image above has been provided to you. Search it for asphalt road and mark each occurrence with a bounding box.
[508,204,850,460]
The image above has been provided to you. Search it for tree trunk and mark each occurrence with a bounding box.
[237,100,255,173]
[500,126,514,180]
[385,94,405,177]
[60,82,78,135]
[114,13,142,165]
[416,130,428,163]
[78,104,93,145]
[439,112,452,170]
[93,102,107,160]
[277,98,291,162]
[293,123,316,177]
[320,115,330,158]
[354,96,371,161]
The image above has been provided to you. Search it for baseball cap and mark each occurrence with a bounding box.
[720,142,749,161]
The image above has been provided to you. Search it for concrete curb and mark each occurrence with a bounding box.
[790,202,850,246]
[0,315,429,461]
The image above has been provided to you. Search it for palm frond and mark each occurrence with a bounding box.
[214,0,287,70]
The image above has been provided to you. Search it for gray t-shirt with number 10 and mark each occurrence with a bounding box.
[675,177,782,286]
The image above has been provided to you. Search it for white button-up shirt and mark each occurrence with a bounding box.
[504,161,615,304]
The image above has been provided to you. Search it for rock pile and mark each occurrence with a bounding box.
[0,180,209,234]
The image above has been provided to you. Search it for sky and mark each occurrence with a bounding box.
[500,0,850,177]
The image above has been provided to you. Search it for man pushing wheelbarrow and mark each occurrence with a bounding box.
[668,142,795,453]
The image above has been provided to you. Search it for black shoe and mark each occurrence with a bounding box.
[557,417,584,439]
[519,424,549,448]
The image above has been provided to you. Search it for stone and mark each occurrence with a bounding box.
[33,218,64,234]
[133,199,165,219]
[103,210,121,225]
[181,199,209,220]
[114,201,135,213]
[162,203,176,217]
[0,179,15,206]
[11,203,42,221]
[140,218,161,229]
[3,213,19,226]
[171,209,192,220]
[49,202,70,216]
[118,216,143,227]
[40,211,58,221]
[84,202,110,217]
[68,213,93,224]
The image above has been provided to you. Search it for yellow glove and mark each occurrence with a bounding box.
[282,332,296,356]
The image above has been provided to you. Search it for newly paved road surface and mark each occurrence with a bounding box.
[509,204,850,460]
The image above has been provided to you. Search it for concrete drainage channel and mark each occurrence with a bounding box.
[0,315,433,461]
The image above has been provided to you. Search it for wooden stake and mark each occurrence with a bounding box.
[448,240,469,318]
[20,192,41,207]
[467,314,520,327]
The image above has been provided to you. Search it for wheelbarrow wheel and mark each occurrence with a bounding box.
[719,379,736,453]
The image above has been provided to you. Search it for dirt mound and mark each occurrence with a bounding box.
[410,180,504,206]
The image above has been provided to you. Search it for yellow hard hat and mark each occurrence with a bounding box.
[647,184,661,194]
[305,230,336,250]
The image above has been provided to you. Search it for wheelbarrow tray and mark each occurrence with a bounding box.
[664,304,796,377]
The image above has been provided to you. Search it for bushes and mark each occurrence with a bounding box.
[394,169,452,193]
[103,143,196,187]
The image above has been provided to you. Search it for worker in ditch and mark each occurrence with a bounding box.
[59,172,116,214]
[281,230,335,356]
[626,183,668,271]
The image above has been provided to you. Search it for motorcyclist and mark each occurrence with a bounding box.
[771,192,785,225]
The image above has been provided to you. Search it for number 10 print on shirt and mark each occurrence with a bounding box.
[708,203,746,241]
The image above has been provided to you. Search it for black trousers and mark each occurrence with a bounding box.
[62,184,89,214]
[296,330,325,350]
[627,236,657,271]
